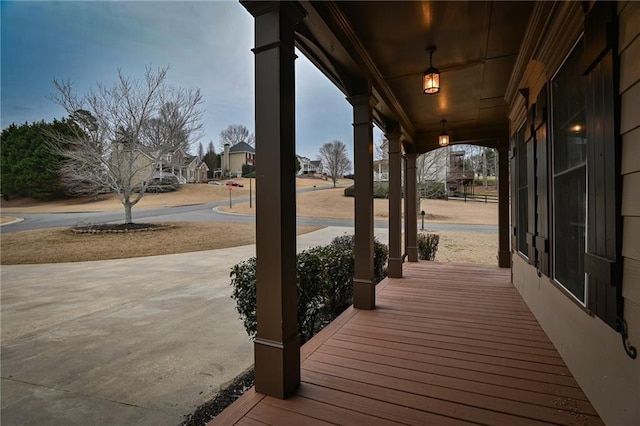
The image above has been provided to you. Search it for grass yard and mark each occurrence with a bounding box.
[1,178,499,265]
[0,222,322,265]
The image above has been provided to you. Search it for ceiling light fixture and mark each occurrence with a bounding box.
[423,46,440,94]
[439,120,450,146]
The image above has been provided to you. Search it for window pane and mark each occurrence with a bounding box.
[553,166,586,300]
[516,125,528,255]
[552,37,586,302]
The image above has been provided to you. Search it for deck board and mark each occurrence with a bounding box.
[209,262,603,425]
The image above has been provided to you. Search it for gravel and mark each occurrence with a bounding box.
[179,369,255,426]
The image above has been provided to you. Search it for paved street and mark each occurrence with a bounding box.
[0,227,387,426]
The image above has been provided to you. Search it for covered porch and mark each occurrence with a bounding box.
[212,262,603,425]
[219,0,622,424]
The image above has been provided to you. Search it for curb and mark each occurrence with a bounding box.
[211,207,255,218]
[0,217,25,227]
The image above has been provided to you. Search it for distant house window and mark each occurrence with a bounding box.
[551,37,587,303]
[516,123,528,257]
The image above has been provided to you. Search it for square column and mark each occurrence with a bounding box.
[405,152,418,262]
[347,89,376,310]
[386,124,403,278]
[242,1,306,399]
[498,144,511,267]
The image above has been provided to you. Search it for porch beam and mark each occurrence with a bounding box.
[498,142,511,267]
[406,152,418,262]
[348,85,376,310]
[386,122,403,278]
[242,0,306,399]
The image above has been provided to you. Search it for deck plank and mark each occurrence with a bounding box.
[209,263,604,426]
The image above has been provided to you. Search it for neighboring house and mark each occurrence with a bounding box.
[156,147,209,183]
[296,155,322,176]
[446,150,473,195]
[113,146,209,186]
[222,142,255,177]
[372,159,388,181]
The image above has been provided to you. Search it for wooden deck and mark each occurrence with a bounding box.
[210,262,603,425]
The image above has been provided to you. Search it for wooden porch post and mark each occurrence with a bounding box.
[386,123,403,278]
[242,1,306,399]
[406,152,419,262]
[348,86,376,310]
[497,142,511,268]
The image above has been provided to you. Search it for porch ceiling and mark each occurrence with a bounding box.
[297,1,534,153]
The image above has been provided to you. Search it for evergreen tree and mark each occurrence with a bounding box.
[1,119,78,200]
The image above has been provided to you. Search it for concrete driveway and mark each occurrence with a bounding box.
[1,227,385,425]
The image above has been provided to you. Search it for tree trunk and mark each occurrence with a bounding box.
[483,150,488,187]
[124,201,133,224]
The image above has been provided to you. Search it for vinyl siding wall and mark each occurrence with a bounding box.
[510,3,639,425]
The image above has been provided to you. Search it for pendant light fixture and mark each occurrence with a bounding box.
[439,119,450,146]
[423,46,440,94]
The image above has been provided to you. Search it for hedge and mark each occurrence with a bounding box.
[230,235,388,343]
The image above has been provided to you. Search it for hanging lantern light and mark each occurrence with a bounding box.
[423,46,440,94]
[439,119,450,146]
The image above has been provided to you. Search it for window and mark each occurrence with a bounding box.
[516,123,528,256]
[551,37,587,303]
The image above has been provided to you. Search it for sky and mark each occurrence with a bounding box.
[1,0,375,162]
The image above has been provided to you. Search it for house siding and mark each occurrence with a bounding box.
[229,153,248,176]
[510,2,640,425]
[620,0,640,344]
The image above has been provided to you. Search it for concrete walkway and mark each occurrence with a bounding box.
[0,227,387,426]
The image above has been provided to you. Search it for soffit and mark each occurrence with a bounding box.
[299,1,533,152]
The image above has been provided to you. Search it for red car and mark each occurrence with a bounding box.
[226,180,244,188]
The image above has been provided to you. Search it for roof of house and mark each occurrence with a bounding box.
[310,160,322,167]
[229,141,255,154]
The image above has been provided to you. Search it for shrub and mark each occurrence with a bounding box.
[330,234,388,283]
[229,235,388,343]
[242,164,255,176]
[145,176,180,193]
[373,182,389,198]
[343,182,392,199]
[229,257,257,336]
[417,232,439,261]
[419,181,447,199]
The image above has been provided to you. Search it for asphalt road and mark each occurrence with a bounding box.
[1,186,498,234]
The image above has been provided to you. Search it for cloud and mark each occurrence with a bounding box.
[1,1,355,162]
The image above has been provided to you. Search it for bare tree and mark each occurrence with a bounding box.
[219,124,254,150]
[318,140,352,187]
[374,135,388,161]
[47,66,204,224]
[417,147,449,210]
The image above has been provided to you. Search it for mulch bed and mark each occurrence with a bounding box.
[71,223,171,234]
[180,369,255,426]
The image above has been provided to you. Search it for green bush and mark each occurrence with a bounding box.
[330,234,388,283]
[417,232,439,261]
[229,235,388,343]
[144,176,180,193]
[343,185,355,197]
[343,182,391,199]
[229,257,258,336]
[373,182,389,198]
[242,164,255,176]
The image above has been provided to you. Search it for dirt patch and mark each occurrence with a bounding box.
[1,222,323,265]
[0,216,17,224]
